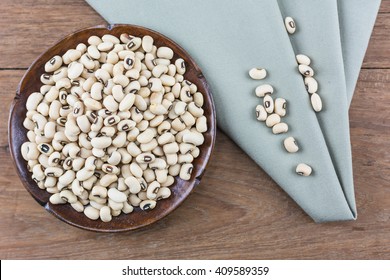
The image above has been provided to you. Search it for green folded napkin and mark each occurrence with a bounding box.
[85,0,361,222]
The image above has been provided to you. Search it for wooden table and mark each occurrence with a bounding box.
[1,0,389,259]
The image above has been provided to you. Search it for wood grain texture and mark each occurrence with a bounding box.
[0,0,389,259]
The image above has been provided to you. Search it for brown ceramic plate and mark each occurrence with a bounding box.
[8,24,216,232]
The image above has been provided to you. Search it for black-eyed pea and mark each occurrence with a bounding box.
[122,202,134,214]
[166,153,178,165]
[157,46,174,59]
[102,164,119,175]
[45,55,63,72]
[272,123,289,134]
[274,98,287,117]
[140,139,158,152]
[84,97,103,111]
[37,143,53,156]
[99,206,112,222]
[155,169,168,184]
[111,131,126,148]
[168,164,181,176]
[172,83,181,98]
[129,194,141,207]
[167,64,176,77]
[265,113,281,128]
[178,153,194,164]
[37,102,49,117]
[157,187,172,200]
[152,146,164,157]
[179,143,195,154]
[125,176,142,194]
[32,164,45,181]
[181,112,196,127]
[160,74,176,86]
[113,74,130,87]
[285,17,296,34]
[284,137,299,153]
[107,150,121,166]
[249,68,267,80]
[175,58,186,75]
[134,95,148,111]
[27,131,36,143]
[36,156,48,171]
[40,73,54,85]
[91,136,112,149]
[146,181,160,199]
[180,86,193,103]
[101,95,118,112]
[137,128,156,144]
[298,65,314,77]
[44,177,57,188]
[140,200,157,211]
[128,162,142,178]
[44,166,64,177]
[58,170,76,185]
[59,190,77,203]
[158,132,175,145]
[163,142,179,154]
[171,118,186,131]
[263,94,274,114]
[136,153,156,164]
[157,121,171,135]
[21,142,30,161]
[91,185,108,199]
[161,176,175,188]
[23,118,35,130]
[71,201,84,213]
[182,131,204,146]
[191,147,200,158]
[296,54,311,66]
[149,115,164,128]
[188,102,204,118]
[152,64,168,78]
[49,193,66,204]
[304,77,318,94]
[32,113,47,131]
[55,78,72,91]
[179,163,193,180]
[100,126,116,137]
[175,129,190,143]
[196,116,207,133]
[296,163,312,176]
[194,92,204,107]
[126,37,142,51]
[84,205,100,220]
[107,187,127,203]
[76,116,91,134]
[149,158,167,170]
[311,93,323,112]
[100,174,118,187]
[76,167,94,181]
[71,180,84,196]
[255,84,274,97]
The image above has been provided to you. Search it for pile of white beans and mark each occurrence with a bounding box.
[249,67,312,177]
[21,33,208,222]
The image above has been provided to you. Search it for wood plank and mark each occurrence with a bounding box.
[0,0,105,68]
[379,0,390,13]
[0,0,388,69]
[1,69,389,259]
[362,13,390,68]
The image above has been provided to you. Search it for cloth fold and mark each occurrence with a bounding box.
[277,0,356,217]
[85,0,378,222]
